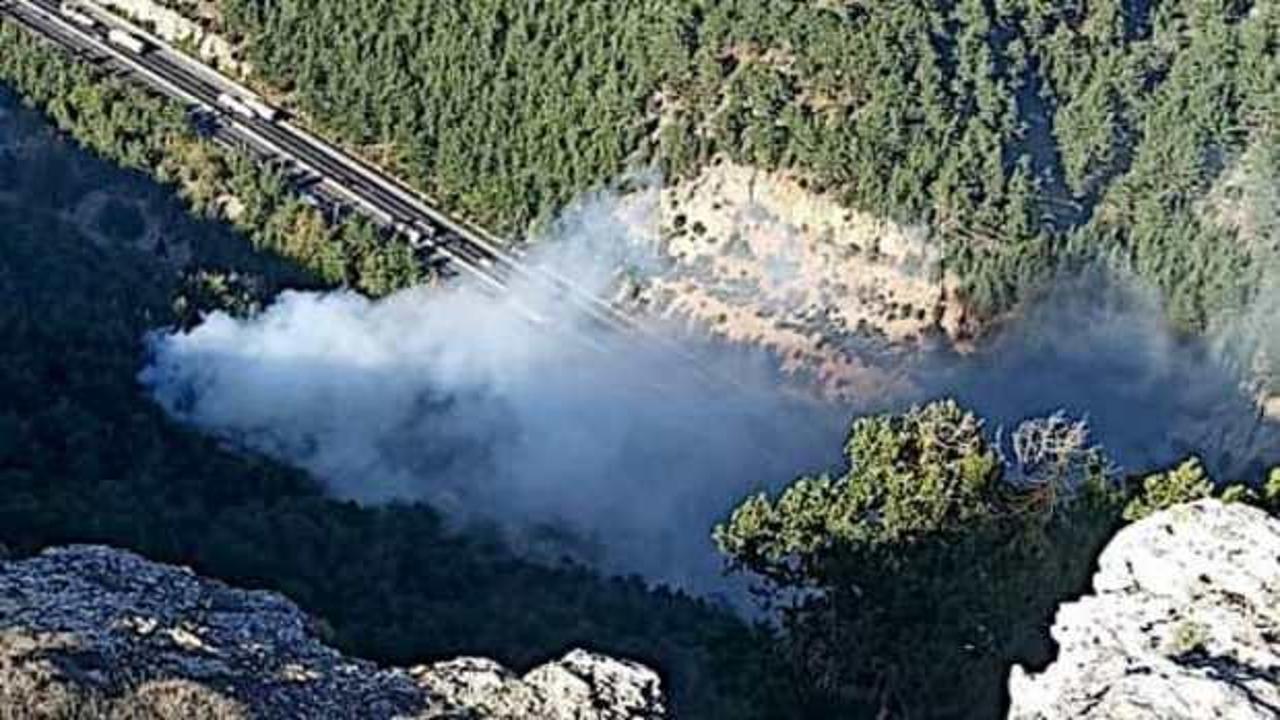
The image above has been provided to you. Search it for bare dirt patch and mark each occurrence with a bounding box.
[631,161,970,399]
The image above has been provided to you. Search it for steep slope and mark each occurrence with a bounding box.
[0,546,665,719]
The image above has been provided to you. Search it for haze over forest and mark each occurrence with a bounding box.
[1,0,1278,718]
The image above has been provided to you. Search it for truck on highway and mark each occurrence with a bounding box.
[216,93,280,123]
[414,222,439,247]
[393,220,429,248]
[58,2,97,28]
[216,93,257,121]
[105,28,148,54]
[241,96,281,122]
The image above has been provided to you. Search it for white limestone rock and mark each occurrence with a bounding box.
[414,650,664,720]
[1009,500,1280,719]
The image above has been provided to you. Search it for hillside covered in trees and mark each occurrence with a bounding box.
[0,21,425,299]
[3,1,1280,718]
[218,0,1278,327]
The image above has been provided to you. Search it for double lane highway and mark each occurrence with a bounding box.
[3,0,639,330]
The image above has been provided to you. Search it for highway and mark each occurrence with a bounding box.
[0,0,639,333]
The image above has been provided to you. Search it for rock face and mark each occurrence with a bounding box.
[1009,500,1280,719]
[0,546,665,719]
[637,161,967,401]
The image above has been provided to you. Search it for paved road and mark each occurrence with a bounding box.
[2,0,637,331]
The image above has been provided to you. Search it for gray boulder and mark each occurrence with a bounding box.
[0,546,665,719]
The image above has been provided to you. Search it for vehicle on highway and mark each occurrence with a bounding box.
[216,93,257,122]
[395,221,443,250]
[216,92,280,123]
[241,96,281,122]
[105,28,148,54]
[392,220,426,248]
[58,1,96,28]
[414,222,438,246]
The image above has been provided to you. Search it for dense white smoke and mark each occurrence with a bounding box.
[140,189,1280,594]
[141,190,846,592]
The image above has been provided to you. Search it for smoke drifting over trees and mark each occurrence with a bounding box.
[141,194,841,590]
[141,194,1280,591]
[920,275,1280,481]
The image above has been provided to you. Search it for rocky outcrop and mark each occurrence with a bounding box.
[85,0,249,78]
[0,546,665,719]
[1009,500,1280,719]
[635,161,967,401]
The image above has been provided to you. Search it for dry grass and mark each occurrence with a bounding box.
[0,675,247,720]
[633,161,965,399]
[0,631,246,720]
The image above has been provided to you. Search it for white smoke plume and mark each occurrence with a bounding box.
[140,188,1280,595]
[141,189,847,593]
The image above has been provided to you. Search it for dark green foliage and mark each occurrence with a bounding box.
[4,3,1280,718]
[1042,1,1279,332]
[0,21,425,299]
[218,0,1279,328]
[716,401,1125,717]
[221,0,684,234]
[1123,458,1216,520]
[94,198,148,243]
[1123,457,1280,519]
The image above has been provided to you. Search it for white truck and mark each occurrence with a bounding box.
[241,96,281,122]
[105,28,148,54]
[216,93,280,122]
[58,2,98,28]
[392,220,427,248]
[216,93,257,121]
